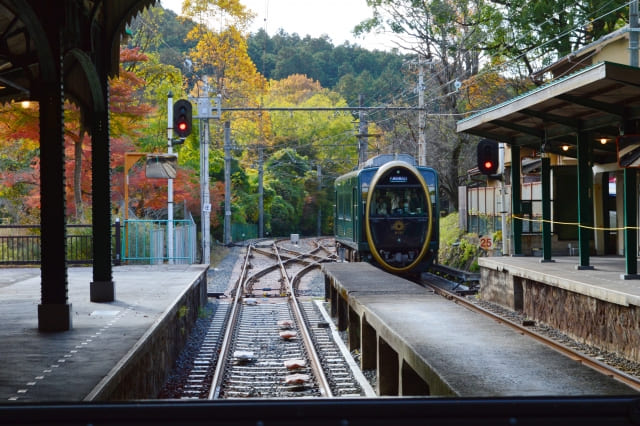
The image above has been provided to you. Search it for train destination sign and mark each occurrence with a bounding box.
[389,175,408,183]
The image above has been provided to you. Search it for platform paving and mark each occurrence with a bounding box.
[0,264,207,402]
[323,262,639,397]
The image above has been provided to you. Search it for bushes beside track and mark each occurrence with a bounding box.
[438,212,482,272]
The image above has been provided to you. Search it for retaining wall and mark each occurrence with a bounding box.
[481,266,640,363]
[86,268,208,400]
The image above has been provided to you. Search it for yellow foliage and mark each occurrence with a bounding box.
[268,75,323,104]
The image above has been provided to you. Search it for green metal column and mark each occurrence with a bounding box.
[622,168,639,279]
[510,145,522,255]
[541,157,554,262]
[576,132,594,270]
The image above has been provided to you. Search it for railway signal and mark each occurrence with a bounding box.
[477,139,499,175]
[173,99,192,138]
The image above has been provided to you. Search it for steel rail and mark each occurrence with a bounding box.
[208,244,254,399]
[273,242,334,398]
[424,281,640,392]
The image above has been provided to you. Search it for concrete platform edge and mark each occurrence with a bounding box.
[84,265,208,401]
[359,301,458,397]
[478,257,640,307]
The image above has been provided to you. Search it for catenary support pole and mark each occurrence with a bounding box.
[224,121,231,245]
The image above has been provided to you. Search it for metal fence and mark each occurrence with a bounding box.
[121,218,197,264]
[463,182,545,235]
[0,218,197,266]
[0,224,100,265]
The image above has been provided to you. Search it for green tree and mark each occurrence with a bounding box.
[128,6,197,73]
[264,148,311,235]
[484,0,628,77]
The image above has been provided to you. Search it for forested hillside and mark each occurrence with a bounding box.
[247,29,408,107]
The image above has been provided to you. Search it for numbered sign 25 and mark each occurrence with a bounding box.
[479,235,493,250]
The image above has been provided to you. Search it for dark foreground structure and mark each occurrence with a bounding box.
[4,1,640,423]
[3,397,640,425]
[0,0,161,332]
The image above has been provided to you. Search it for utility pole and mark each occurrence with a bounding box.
[631,0,639,67]
[358,94,368,166]
[224,121,231,245]
[195,80,221,263]
[167,92,174,264]
[418,58,426,166]
[199,100,211,265]
[258,145,264,238]
[317,164,322,236]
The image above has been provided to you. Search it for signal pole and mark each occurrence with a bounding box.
[167,92,174,263]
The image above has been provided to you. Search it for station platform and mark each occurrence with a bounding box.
[322,262,639,397]
[478,255,640,363]
[478,255,640,306]
[0,264,208,402]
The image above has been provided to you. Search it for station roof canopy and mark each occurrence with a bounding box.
[456,61,640,164]
[0,1,156,107]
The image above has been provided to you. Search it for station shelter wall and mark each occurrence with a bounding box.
[460,166,583,256]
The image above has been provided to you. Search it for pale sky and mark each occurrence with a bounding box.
[160,0,399,51]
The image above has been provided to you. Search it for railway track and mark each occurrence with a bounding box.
[185,238,370,400]
[422,272,640,393]
[169,243,640,399]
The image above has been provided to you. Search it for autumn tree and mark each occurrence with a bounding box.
[0,103,40,223]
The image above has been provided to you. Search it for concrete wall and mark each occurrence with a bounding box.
[325,274,452,397]
[86,269,208,400]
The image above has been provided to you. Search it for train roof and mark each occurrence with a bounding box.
[360,154,417,169]
[335,154,433,185]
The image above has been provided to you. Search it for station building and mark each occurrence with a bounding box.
[457,25,640,361]
[458,25,640,274]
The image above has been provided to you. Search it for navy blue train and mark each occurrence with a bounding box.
[334,154,439,274]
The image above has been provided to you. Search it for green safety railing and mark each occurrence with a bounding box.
[121,219,197,264]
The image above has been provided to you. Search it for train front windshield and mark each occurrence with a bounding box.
[367,168,431,267]
[369,186,428,218]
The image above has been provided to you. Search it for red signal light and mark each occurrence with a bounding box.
[477,139,499,175]
[173,99,192,138]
